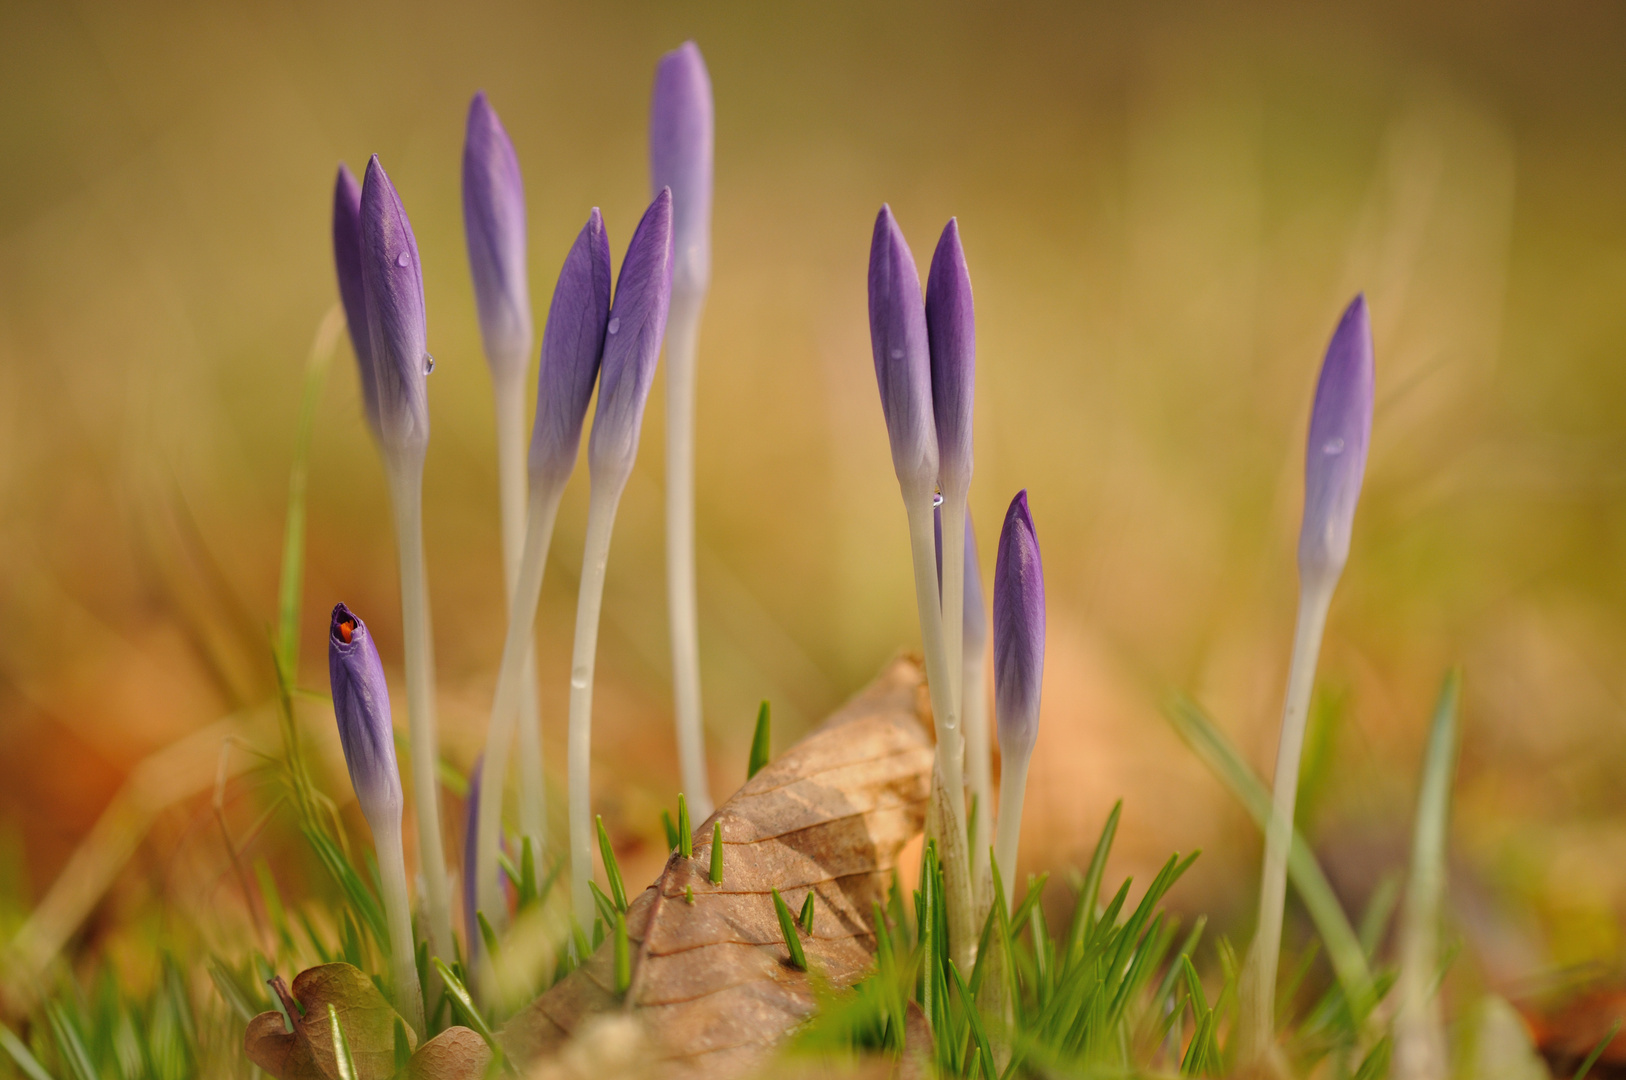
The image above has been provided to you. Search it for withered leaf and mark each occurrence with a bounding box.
[501,659,933,1079]
[406,1026,492,1080]
[244,962,416,1080]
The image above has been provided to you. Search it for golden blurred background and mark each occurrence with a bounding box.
[3,0,1626,1000]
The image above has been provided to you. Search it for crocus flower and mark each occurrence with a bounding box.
[587,188,674,486]
[926,218,974,496]
[650,41,713,302]
[992,491,1044,903]
[1297,294,1375,586]
[868,206,937,501]
[328,603,403,828]
[463,92,533,377]
[332,164,379,432]
[359,155,431,459]
[529,209,613,493]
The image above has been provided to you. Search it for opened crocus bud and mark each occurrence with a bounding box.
[332,164,379,433]
[530,209,613,493]
[868,205,938,501]
[359,155,431,460]
[463,92,533,378]
[992,491,1044,904]
[926,218,974,496]
[587,188,674,486]
[650,41,713,302]
[1298,294,1375,587]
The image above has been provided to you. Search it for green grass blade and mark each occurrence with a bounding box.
[431,958,505,1057]
[326,1004,358,1080]
[0,1023,55,1080]
[1075,799,1122,950]
[709,822,725,886]
[595,815,627,912]
[799,890,816,934]
[614,912,632,995]
[44,1006,95,1080]
[661,810,679,852]
[588,881,619,930]
[677,794,692,859]
[1572,1018,1622,1080]
[772,889,807,970]
[747,700,772,779]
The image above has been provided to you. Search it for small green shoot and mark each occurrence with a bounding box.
[327,1004,357,1080]
[662,809,679,851]
[1572,1017,1622,1080]
[614,912,631,996]
[677,794,693,859]
[799,890,816,934]
[596,815,628,912]
[685,884,695,905]
[747,700,772,779]
[772,889,807,970]
[477,911,500,963]
[709,822,725,885]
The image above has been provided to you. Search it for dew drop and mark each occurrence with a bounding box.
[396,251,410,267]
[608,316,621,334]
[1322,437,1345,455]
[424,353,435,374]
[890,347,904,360]
[932,491,944,507]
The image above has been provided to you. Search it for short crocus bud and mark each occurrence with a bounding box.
[463,92,533,376]
[332,164,380,432]
[1297,295,1375,587]
[650,41,713,302]
[926,218,974,495]
[993,491,1044,761]
[529,209,613,493]
[328,603,402,830]
[359,155,431,458]
[586,188,674,486]
[868,206,937,500]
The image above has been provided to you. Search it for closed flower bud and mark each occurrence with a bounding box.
[868,206,937,500]
[462,92,533,376]
[650,41,713,301]
[926,218,974,494]
[1297,295,1375,586]
[328,603,403,829]
[993,491,1044,761]
[529,209,613,493]
[359,155,432,458]
[332,164,380,433]
[587,188,674,486]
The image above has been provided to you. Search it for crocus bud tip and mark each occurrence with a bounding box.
[1297,294,1375,584]
[993,491,1045,758]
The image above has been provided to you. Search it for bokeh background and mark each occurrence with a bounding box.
[4,0,1626,1010]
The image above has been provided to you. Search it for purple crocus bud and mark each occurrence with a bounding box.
[993,491,1044,760]
[359,155,431,457]
[586,188,674,485]
[463,92,533,376]
[529,209,613,492]
[650,41,713,302]
[926,218,974,494]
[868,206,937,500]
[328,603,403,829]
[936,505,989,654]
[332,164,380,433]
[1297,295,1375,585]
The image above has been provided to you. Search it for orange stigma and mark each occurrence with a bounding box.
[338,619,355,644]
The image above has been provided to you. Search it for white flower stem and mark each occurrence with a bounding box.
[383,456,454,972]
[964,634,993,906]
[939,489,989,910]
[492,365,548,850]
[1238,577,1335,1068]
[905,494,976,971]
[664,298,713,819]
[567,481,627,933]
[372,815,426,1036]
[993,751,1030,908]
[475,483,564,952]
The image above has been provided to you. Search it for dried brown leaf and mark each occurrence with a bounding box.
[244,963,415,1080]
[405,1026,492,1080]
[501,659,933,1079]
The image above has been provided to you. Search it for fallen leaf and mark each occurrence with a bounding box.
[244,963,416,1080]
[501,658,933,1079]
[406,1026,492,1080]
[1527,986,1626,1077]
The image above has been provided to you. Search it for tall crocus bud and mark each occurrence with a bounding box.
[926,218,974,496]
[332,164,379,432]
[359,155,431,459]
[587,188,674,487]
[463,92,533,376]
[1297,294,1375,587]
[868,206,937,500]
[992,491,1044,905]
[529,209,613,493]
[650,41,713,302]
[328,603,424,1033]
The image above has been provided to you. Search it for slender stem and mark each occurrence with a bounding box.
[993,752,1030,908]
[567,481,627,933]
[383,456,454,972]
[904,495,976,971]
[491,366,548,850]
[475,485,564,947]
[372,816,426,1036]
[964,646,993,905]
[665,299,712,819]
[1238,579,1335,1067]
[940,490,985,908]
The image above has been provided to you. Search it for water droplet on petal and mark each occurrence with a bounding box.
[607,316,620,334]
[1322,437,1345,455]
[890,347,904,360]
[396,251,410,267]
[932,491,944,507]
[424,354,435,374]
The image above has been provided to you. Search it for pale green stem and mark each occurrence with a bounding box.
[939,489,983,911]
[993,751,1030,908]
[371,815,426,1035]
[475,483,564,952]
[567,480,627,932]
[665,298,713,819]
[904,493,976,971]
[1238,578,1335,1068]
[383,456,454,972]
[491,364,547,850]
[964,636,993,908]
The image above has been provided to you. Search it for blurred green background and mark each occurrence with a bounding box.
[3,0,1625,999]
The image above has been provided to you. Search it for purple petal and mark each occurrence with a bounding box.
[926,218,975,491]
[328,603,403,826]
[650,41,713,300]
[332,164,380,434]
[993,491,1044,759]
[587,188,674,483]
[529,208,613,491]
[1298,295,1375,583]
[869,207,937,498]
[463,92,533,375]
[359,155,431,456]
